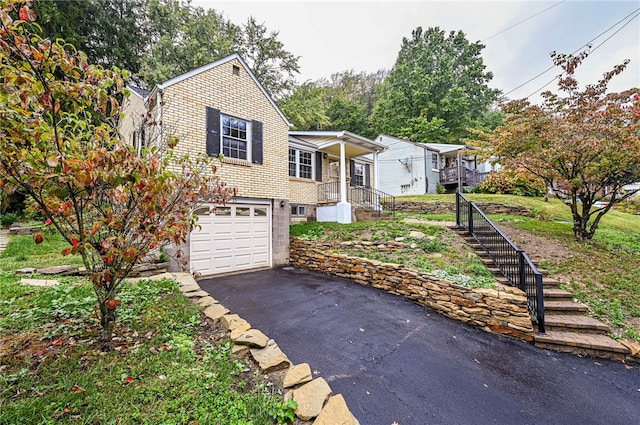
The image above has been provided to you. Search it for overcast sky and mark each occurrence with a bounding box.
[194,0,640,104]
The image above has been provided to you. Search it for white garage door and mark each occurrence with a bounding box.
[190,204,271,276]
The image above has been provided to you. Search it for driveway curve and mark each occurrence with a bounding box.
[199,267,640,425]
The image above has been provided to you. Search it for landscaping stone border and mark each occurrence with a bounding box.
[290,237,535,342]
[394,200,533,217]
[132,272,359,425]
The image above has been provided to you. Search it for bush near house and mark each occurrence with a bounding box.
[476,167,547,197]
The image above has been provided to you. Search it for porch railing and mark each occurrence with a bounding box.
[456,192,545,333]
[440,167,490,187]
[317,182,396,217]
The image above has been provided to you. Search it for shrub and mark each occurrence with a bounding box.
[478,167,546,197]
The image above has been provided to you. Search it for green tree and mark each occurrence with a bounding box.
[239,17,300,100]
[34,0,147,76]
[327,97,370,137]
[485,49,640,240]
[0,0,234,348]
[279,82,331,130]
[371,26,500,143]
[140,0,238,88]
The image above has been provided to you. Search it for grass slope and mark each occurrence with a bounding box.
[0,232,296,424]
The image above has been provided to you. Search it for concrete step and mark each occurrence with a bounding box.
[535,330,628,361]
[544,314,611,334]
[544,300,589,314]
[543,288,574,300]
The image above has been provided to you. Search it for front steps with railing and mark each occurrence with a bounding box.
[456,228,630,361]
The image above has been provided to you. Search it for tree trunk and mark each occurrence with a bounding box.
[99,305,116,351]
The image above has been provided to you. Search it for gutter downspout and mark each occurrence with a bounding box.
[156,88,163,148]
[423,147,428,194]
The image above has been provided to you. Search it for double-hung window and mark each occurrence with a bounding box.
[352,162,364,186]
[205,107,263,164]
[222,116,249,160]
[289,148,314,179]
[431,153,439,170]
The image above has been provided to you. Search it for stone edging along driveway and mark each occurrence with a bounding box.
[129,272,359,425]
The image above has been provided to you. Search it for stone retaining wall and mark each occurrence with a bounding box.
[290,238,535,342]
[394,201,533,216]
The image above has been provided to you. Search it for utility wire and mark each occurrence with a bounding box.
[503,6,640,98]
[482,1,567,42]
[524,10,640,99]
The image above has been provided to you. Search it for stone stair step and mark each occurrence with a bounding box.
[535,330,628,360]
[544,300,589,314]
[544,314,611,334]
[543,288,574,300]
[542,277,562,288]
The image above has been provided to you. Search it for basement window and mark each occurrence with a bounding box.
[291,205,307,217]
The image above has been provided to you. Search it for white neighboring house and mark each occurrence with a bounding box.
[371,134,498,196]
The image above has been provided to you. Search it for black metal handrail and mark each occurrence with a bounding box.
[350,186,396,217]
[456,192,545,333]
[317,181,340,203]
[316,182,396,217]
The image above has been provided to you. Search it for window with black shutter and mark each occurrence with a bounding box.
[205,108,263,164]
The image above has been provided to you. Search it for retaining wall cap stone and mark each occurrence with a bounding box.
[312,394,359,425]
[234,329,269,348]
[184,290,209,298]
[179,284,201,293]
[288,377,333,421]
[250,339,291,373]
[283,363,313,388]
[196,296,217,307]
[203,303,229,321]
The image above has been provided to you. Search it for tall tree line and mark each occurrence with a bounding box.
[280,27,503,143]
[34,0,300,99]
[35,0,503,142]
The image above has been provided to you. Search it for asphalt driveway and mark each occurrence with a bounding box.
[199,267,640,425]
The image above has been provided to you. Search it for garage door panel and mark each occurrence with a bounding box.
[190,204,271,276]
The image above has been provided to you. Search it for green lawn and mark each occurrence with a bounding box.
[0,233,296,424]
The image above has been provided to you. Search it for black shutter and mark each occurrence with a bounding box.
[206,107,220,157]
[315,152,323,181]
[349,160,355,186]
[251,120,263,164]
[365,164,371,187]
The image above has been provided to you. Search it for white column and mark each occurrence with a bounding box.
[373,150,379,190]
[336,141,351,223]
[339,141,347,203]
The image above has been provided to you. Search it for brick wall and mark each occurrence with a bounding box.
[290,238,535,341]
[160,58,290,201]
[289,177,318,205]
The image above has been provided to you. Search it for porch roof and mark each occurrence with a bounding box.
[289,130,386,158]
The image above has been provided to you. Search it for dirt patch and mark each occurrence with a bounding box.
[494,223,575,265]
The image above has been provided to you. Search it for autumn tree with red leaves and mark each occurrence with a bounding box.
[0,0,235,349]
[484,49,640,241]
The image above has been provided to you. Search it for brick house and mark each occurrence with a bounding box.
[120,54,291,277]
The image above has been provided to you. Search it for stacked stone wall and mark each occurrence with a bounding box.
[290,238,535,342]
[394,201,532,216]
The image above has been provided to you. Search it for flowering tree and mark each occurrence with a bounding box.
[486,49,640,240]
[0,0,235,349]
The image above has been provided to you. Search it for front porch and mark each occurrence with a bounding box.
[316,182,396,221]
[439,166,490,188]
[289,130,390,223]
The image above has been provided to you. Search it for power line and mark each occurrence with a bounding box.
[482,1,567,42]
[524,10,640,99]
[506,7,640,97]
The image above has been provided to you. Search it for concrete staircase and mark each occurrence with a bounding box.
[456,229,630,361]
